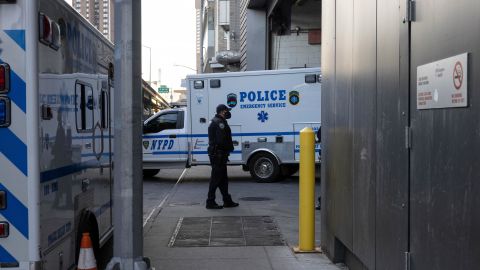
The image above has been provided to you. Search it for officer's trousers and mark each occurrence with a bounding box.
[207,153,232,204]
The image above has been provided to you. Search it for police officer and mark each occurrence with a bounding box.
[206,104,239,209]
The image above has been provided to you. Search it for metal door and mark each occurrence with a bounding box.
[374,1,411,269]
[189,79,210,163]
[143,111,181,162]
[409,1,480,269]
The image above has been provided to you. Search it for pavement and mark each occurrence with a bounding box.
[142,166,347,270]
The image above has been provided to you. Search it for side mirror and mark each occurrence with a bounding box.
[143,122,154,134]
[143,121,163,134]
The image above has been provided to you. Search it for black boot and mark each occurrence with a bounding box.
[206,200,223,209]
[223,200,239,208]
[315,196,321,210]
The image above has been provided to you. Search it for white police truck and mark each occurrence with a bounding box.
[143,68,321,182]
[0,1,114,269]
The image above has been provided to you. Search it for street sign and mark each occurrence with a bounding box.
[417,53,468,109]
[158,85,169,93]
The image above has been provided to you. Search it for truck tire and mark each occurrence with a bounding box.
[281,164,299,177]
[75,210,100,265]
[143,169,160,178]
[249,152,281,183]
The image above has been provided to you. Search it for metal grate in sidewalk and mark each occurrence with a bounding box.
[169,216,285,247]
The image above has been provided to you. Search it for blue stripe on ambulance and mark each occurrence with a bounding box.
[0,128,28,176]
[0,183,28,239]
[0,59,27,113]
[40,159,101,183]
[142,131,299,139]
[147,150,242,155]
[6,69,26,113]
[0,29,28,264]
[295,149,321,153]
[0,30,26,113]
[0,244,17,264]
[4,30,26,51]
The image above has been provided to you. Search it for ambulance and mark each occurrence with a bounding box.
[0,1,114,269]
[143,68,321,182]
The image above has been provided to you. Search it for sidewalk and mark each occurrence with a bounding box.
[143,166,346,270]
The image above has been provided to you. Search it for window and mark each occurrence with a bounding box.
[75,81,94,132]
[100,89,108,129]
[144,111,183,134]
[210,79,221,88]
[153,112,178,130]
[193,80,204,89]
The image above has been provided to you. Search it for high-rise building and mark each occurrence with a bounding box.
[71,0,114,41]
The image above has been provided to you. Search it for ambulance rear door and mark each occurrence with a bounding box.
[189,78,210,163]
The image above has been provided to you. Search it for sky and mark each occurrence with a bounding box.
[65,0,197,89]
[141,0,197,89]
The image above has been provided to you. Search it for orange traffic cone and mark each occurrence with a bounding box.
[77,233,97,270]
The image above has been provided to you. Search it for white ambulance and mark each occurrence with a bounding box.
[0,1,114,269]
[143,68,321,182]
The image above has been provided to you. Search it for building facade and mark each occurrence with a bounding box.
[239,0,321,71]
[196,0,242,73]
[71,0,114,41]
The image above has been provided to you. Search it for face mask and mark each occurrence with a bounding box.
[224,111,232,119]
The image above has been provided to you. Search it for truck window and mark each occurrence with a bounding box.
[193,80,204,89]
[146,112,179,133]
[75,81,94,132]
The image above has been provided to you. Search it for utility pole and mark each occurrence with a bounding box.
[142,45,152,85]
[107,0,148,269]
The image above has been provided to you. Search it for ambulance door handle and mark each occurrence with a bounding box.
[232,140,239,146]
[200,118,206,123]
[169,134,177,138]
[85,143,92,149]
[82,179,90,192]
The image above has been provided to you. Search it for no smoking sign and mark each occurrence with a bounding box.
[417,53,468,109]
[453,61,463,90]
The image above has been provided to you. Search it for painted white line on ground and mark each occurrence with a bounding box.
[167,217,183,247]
[143,168,188,227]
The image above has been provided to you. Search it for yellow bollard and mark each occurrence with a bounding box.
[294,127,320,253]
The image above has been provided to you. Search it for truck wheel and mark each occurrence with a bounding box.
[281,164,299,177]
[249,153,281,183]
[75,211,100,265]
[143,169,160,178]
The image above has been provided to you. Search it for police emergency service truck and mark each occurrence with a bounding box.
[143,68,321,182]
[0,1,114,269]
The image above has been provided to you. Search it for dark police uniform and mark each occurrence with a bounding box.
[206,113,236,208]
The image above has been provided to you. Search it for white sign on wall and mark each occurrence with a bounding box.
[417,53,468,109]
